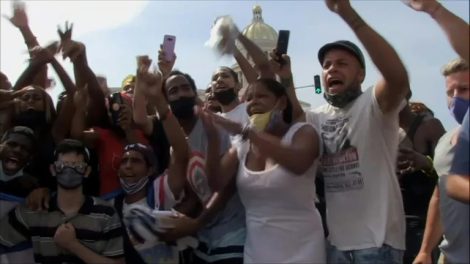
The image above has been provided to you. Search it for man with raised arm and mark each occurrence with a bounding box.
[306,0,410,263]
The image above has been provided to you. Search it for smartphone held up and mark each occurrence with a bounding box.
[162,35,176,62]
[110,92,123,125]
[276,30,290,65]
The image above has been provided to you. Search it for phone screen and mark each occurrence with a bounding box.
[276,30,290,57]
[163,35,176,62]
[110,92,123,124]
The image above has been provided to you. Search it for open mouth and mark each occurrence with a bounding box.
[3,157,20,171]
[327,79,344,93]
[215,83,227,90]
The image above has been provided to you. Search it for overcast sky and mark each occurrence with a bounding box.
[1,0,469,130]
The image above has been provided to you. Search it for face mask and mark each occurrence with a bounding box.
[324,89,362,108]
[250,110,282,132]
[169,96,196,120]
[213,88,237,105]
[120,176,149,195]
[13,109,47,129]
[450,97,470,124]
[56,167,85,190]
[0,162,24,182]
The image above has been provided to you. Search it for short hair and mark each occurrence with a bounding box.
[442,58,469,76]
[162,70,197,100]
[54,139,90,163]
[214,66,239,84]
[409,102,434,116]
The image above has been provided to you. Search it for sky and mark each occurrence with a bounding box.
[1,0,469,131]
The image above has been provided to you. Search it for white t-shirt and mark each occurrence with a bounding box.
[220,102,250,145]
[306,86,405,251]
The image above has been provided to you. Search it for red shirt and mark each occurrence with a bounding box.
[94,127,148,196]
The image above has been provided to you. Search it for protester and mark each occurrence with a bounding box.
[305,0,411,263]
[0,139,124,263]
[398,100,446,263]
[202,78,325,263]
[0,126,38,197]
[133,51,246,262]
[413,59,469,264]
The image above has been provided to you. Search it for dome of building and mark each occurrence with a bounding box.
[242,5,278,51]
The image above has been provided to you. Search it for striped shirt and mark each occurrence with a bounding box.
[0,195,124,263]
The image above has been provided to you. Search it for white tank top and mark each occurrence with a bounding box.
[236,122,326,263]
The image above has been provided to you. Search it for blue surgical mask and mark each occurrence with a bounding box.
[120,176,148,195]
[450,97,470,124]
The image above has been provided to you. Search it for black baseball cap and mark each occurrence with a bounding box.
[318,40,366,70]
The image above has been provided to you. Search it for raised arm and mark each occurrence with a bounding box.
[4,1,47,88]
[26,43,77,142]
[136,57,188,197]
[70,85,99,148]
[60,25,107,127]
[326,0,410,113]
[237,34,275,79]
[133,57,154,135]
[11,46,53,91]
[404,0,469,62]
[233,47,258,84]
[269,51,304,121]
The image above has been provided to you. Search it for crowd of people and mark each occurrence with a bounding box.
[0,0,468,263]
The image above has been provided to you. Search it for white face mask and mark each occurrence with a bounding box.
[119,176,148,195]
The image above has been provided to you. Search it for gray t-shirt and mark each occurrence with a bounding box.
[186,118,246,262]
[434,128,470,264]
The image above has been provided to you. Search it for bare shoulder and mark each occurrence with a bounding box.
[292,123,318,140]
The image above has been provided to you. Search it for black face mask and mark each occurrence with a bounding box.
[213,88,237,106]
[13,109,47,130]
[169,97,196,120]
[57,167,84,190]
[323,89,362,108]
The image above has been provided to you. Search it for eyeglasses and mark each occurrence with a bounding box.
[54,161,88,174]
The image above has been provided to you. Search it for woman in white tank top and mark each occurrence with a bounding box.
[201,78,326,263]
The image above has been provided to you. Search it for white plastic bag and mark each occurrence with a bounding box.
[205,15,240,56]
